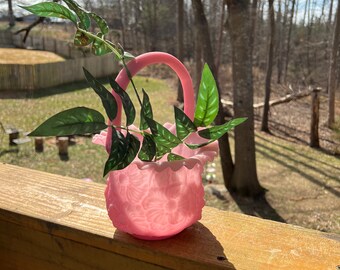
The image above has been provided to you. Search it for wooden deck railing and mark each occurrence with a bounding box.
[0,163,339,269]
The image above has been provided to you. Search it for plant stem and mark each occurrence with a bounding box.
[121,58,143,108]
[113,125,144,135]
[77,28,122,60]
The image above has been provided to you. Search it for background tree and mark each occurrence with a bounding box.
[261,0,276,133]
[328,0,340,127]
[192,0,234,188]
[8,0,15,27]
[176,0,184,104]
[225,0,264,197]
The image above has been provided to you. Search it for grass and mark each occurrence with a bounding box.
[0,48,65,64]
[0,76,176,182]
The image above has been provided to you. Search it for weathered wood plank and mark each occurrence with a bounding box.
[0,163,339,270]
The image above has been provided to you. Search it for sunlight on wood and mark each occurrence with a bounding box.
[0,163,339,270]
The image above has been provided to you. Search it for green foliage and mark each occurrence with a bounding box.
[146,117,181,159]
[104,127,128,176]
[139,89,153,130]
[113,133,140,170]
[138,133,156,162]
[22,0,247,175]
[74,30,93,46]
[167,153,185,161]
[194,64,219,127]
[109,77,136,126]
[63,0,91,29]
[88,13,109,34]
[83,68,117,121]
[174,106,197,140]
[104,129,140,176]
[28,107,107,136]
[198,118,248,140]
[92,33,112,55]
[20,3,77,24]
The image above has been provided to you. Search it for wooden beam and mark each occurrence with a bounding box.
[0,163,339,269]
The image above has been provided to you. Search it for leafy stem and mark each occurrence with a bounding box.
[77,27,122,60]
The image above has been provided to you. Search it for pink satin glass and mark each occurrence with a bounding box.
[92,52,219,240]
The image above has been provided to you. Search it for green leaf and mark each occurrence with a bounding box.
[198,118,247,140]
[83,68,117,121]
[89,13,109,35]
[140,89,153,130]
[194,64,219,127]
[92,33,111,55]
[63,0,91,29]
[20,3,77,24]
[174,106,197,140]
[114,133,140,170]
[185,142,211,149]
[28,107,107,136]
[123,51,135,60]
[146,117,181,159]
[74,30,93,46]
[109,77,136,126]
[167,153,185,161]
[103,127,128,176]
[138,133,156,161]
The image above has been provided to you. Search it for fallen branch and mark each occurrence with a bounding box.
[221,87,322,109]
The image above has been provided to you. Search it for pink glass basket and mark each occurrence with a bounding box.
[93,52,219,240]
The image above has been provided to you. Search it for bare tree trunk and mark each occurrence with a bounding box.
[328,0,334,28]
[249,0,258,58]
[177,0,185,104]
[8,0,15,27]
[328,0,340,127]
[192,0,234,188]
[284,0,296,83]
[215,2,226,74]
[225,0,264,197]
[303,0,309,26]
[194,26,202,96]
[306,0,312,80]
[261,0,275,133]
[276,0,283,84]
[279,0,289,83]
[294,0,299,25]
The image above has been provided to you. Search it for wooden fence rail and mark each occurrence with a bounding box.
[0,54,118,91]
[0,163,339,269]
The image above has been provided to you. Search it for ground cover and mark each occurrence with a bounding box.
[0,48,65,64]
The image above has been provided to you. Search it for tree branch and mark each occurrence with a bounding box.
[15,17,46,43]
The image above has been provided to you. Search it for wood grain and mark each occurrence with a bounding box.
[0,163,339,270]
